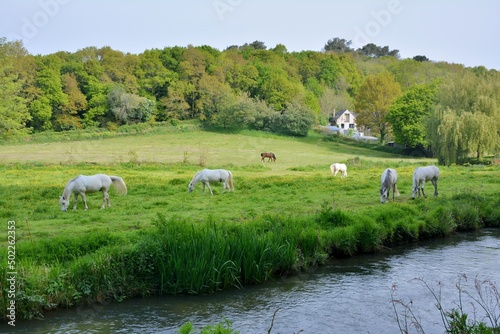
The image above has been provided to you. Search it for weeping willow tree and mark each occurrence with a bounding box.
[462,112,499,159]
[429,109,499,165]
[427,70,500,165]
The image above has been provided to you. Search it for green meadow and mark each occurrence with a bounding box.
[1,125,500,320]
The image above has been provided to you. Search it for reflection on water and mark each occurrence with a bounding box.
[6,229,500,334]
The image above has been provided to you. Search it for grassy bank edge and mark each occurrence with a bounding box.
[2,190,500,322]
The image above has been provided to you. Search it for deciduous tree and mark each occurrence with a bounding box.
[354,72,402,142]
[387,83,437,147]
[108,85,155,124]
[0,47,31,139]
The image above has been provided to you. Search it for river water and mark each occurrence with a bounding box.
[6,229,500,334]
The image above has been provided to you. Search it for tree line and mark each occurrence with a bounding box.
[0,37,499,164]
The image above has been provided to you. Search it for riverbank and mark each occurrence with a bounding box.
[9,229,500,333]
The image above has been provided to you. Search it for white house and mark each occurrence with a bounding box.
[323,109,377,140]
[329,109,357,131]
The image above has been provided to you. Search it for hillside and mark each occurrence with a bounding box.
[0,125,426,169]
[1,39,499,166]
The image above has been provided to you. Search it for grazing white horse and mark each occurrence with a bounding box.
[330,163,347,178]
[59,174,127,211]
[380,168,399,203]
[188,169,234,195]
[412,165,440,199]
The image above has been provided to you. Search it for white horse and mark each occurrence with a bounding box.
[380,168,399,203]
[59,174,127,211]
[412,165,440,199]
[330,163,347,178]
[188,169,234,195]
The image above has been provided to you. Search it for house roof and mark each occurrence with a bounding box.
[331,109,357,122]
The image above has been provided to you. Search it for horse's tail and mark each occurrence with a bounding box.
[391,170,400,196]
[433,166,440,179]
[227,171,234,191]
[394,183,400,197]
[110,176,128,195]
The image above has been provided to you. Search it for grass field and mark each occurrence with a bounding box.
[1,126,497,239]
[1,125,499,320]
[1,126,432,239]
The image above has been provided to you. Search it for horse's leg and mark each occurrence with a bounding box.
[206,182,213,195]
[73,193,78,210]
[432,179,438,196]
[393,183,399,200]
[101,191,105,208]
[421,182,427,198]
[80,192,88,210]
[102,190,110,208]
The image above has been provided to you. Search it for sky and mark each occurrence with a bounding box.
[1,0,499,70]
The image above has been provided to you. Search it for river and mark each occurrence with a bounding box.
[6,229,500,334]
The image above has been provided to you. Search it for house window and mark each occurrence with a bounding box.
[345,113,350,122]
[341,124,345,128]
[349,124,355,129]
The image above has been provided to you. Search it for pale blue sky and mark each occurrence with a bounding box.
[1,0,499,70]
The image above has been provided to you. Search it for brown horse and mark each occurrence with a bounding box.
[261,152,276,162]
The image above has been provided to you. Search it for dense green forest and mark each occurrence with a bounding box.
[0,37,499,164]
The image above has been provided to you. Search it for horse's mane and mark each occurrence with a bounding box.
[190,169,207,183]
[62,175,82,199]
[412,168,420,185]
[195,169,206,178]
[69,175,82,183]
[382,169,393,189]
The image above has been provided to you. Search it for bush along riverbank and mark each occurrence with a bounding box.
[2,191,500,321]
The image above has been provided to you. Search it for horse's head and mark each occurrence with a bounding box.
[59,196,69,211]
[187,182,195,193]
[380,187,388,203]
